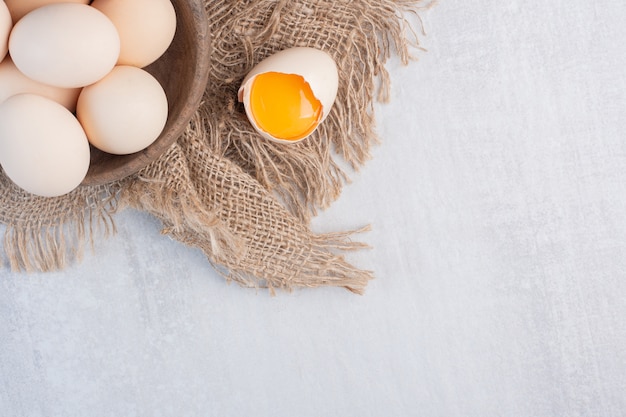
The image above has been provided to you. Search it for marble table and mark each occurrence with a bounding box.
[2,1,626,416]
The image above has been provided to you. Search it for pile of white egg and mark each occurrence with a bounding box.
[0,0,176,197]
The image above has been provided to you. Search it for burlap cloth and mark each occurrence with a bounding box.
[0,0,430,294]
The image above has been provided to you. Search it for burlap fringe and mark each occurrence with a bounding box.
[122,141,244,264]
[1,184,121,272]
[125,115,373,294]
[205,0,433,221]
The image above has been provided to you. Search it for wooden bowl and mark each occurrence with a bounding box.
[81,0,210,186]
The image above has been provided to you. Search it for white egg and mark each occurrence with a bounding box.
[0,1,11,62]
[0,94,90,197]
[4,0,90,23]
[238,47,339,143]
[76,66,168,155]
[0,56,81,112]
[91,0,177,68]
[9,3,120,88]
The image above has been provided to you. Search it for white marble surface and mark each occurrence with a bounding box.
[3,1,626,416]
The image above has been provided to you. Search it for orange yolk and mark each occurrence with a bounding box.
[249,72,323,141]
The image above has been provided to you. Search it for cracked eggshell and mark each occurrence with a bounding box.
[238,46,339,143]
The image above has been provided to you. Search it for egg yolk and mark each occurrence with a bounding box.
[249,72,323,141]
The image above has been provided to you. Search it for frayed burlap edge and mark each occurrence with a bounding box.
[1,182,124,272]
[123,115,374,294]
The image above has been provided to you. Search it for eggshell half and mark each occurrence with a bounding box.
[9,3,120,88]
[0,94,90,197]
[238,47,339,143]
